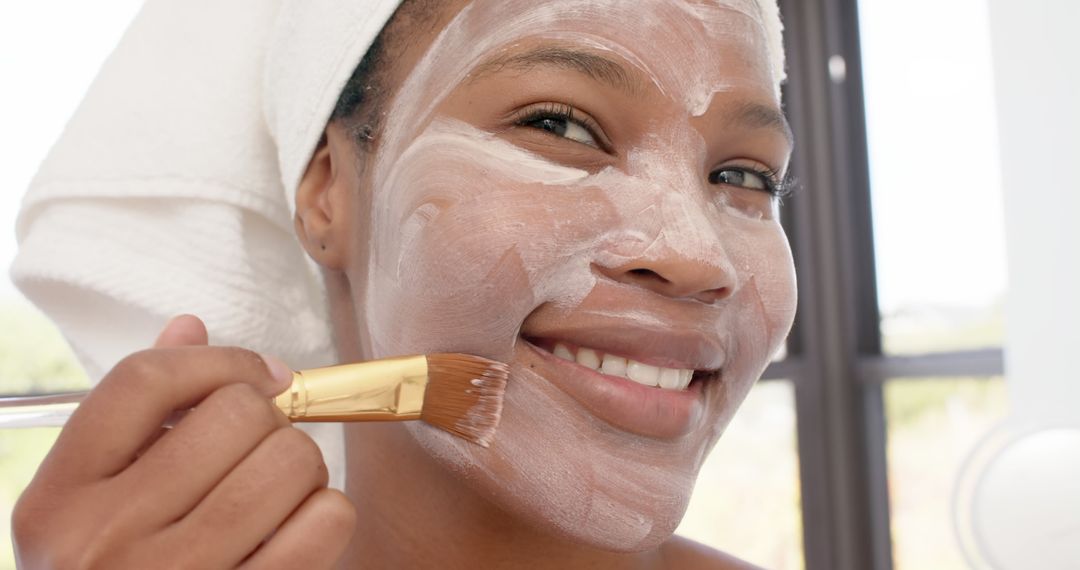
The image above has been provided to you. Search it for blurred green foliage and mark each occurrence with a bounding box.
[1,299,86,568]
[882,299,1005,356]
[0,299,88,394]
[0,429,60,569]
[886,377,1009,427]
[884,378,1010,569]
[881,298,1008,428]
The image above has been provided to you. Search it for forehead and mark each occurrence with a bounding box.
[399,0,776,111]
[376,0,781,172]
[460,0,776,105]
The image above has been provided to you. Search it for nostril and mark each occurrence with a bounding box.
[702,287,731,304]
[628,268,670,284]
[599,261,734,303]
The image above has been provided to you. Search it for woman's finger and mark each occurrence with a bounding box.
[163,426,329,568]
[114,382,291,526]
[126,315,210,456]
[44,346,293,483]
[239,488,356,570]
[152,314,209,348]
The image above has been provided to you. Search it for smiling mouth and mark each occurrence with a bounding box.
[525,337,717,391]
[517,335,719,438]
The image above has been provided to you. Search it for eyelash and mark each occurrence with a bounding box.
[709,166,794,199]
[513,102,606,149]
[514,102,794,199]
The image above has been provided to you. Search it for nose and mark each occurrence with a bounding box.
[595,246,739,304]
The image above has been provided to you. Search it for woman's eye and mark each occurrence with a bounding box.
[709,168,772,193]
[526,115,599,147]
[514,103,606,149]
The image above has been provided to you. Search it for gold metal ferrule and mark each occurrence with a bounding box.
[273,355,429,422]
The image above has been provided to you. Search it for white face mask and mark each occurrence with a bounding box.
[347,0,794,550]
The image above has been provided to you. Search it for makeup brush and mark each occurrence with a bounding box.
[0,353,509,447]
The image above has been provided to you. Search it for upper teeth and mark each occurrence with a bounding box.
[551,342,694,391]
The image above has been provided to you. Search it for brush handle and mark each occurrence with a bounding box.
[0,392,188,429]
[0,354,433,429]
[0,355,442,429]
[0,393,83,428]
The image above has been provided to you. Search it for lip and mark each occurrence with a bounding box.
[523,324,726,371]
[515,334,717,439]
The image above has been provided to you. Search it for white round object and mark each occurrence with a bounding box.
[955,422,1080,569]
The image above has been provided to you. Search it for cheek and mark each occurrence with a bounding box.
[363,145,618,359]
[697,223,796,437]
[750,228,798,346]
[723,219,798,348]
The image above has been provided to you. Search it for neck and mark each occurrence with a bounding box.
[338,423,663,570]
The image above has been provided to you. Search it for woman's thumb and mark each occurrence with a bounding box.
[152,314,209,348]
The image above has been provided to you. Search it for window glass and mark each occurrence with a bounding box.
[1,2,144,305]
[1,4,139,566]
[677,380,804,569]
[1,299,89,395]
[0,301,85,568]
[885,377,1009,570]
[0,428,61,568]
[858,0,1007,355]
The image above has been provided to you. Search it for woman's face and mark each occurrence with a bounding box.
[340,0,795,551]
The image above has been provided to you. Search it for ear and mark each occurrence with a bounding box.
[294,122,359,270]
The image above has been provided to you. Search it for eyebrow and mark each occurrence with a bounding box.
[470,45,794,147]
[469,45,648,95]
[727,101,795,147]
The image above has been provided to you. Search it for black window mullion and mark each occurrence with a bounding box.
[827,2,896,569]
[780,0,893,568]
[857,349,1006,382]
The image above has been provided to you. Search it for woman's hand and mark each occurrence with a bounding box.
[11,315,356,569]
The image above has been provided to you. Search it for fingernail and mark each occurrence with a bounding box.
[259,353,294,386]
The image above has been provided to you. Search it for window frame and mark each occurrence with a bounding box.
[765,1,1006,568]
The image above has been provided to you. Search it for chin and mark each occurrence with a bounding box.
[403,359,727,553]
[408,422,695,553]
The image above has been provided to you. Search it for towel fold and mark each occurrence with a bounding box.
[11,0,404,487]
[14,0,406,368]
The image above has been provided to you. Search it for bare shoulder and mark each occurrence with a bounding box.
[659,536,765,570]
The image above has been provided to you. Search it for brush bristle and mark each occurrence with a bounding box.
[420,354,509,447]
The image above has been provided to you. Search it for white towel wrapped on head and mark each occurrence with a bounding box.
[13,0,404,376]
[11,0,404,486]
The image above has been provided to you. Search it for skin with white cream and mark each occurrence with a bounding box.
[298,0,797,566]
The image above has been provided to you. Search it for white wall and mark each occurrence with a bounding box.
[0,2,144,299]
[963,1,1080,567]
[991,0,1080,420]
